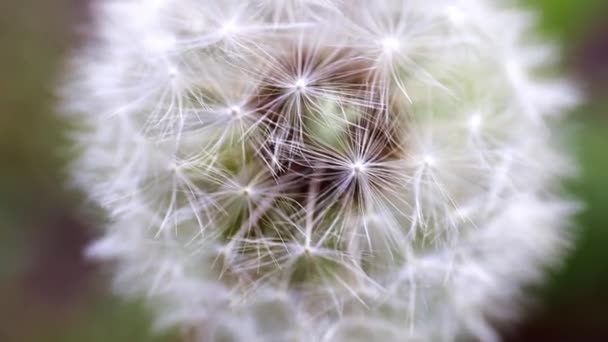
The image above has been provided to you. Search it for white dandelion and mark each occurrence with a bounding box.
[63,0,579,341]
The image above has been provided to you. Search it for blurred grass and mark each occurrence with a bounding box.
[0,0,606,341]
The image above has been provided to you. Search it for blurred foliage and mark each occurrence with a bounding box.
[514,0,608,340]
[0,1,173,341]
[531,0,606,39]
[0,0,606,341]
[527,0,608,297]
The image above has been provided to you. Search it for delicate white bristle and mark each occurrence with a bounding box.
[63,0,579,341]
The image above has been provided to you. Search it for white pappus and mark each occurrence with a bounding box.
[62,0,580,341]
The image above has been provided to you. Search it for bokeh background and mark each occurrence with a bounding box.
[0,1,606,341]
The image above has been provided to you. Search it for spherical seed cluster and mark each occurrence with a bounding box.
[63,0,579,341]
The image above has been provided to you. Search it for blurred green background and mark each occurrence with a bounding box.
[0,1,606,341]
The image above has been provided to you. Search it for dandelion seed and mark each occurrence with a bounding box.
[469,114,482,132]
[221,19,238,36]
[350,160,367,175]
[381,36,400,53]
[423,154,437,166]
[293,77,309,92]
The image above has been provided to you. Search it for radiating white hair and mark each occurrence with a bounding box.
[63,0,579,341]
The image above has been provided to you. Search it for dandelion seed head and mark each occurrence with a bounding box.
[64,0,580,341]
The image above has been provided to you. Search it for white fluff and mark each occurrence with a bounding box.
[63,0,579,341]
